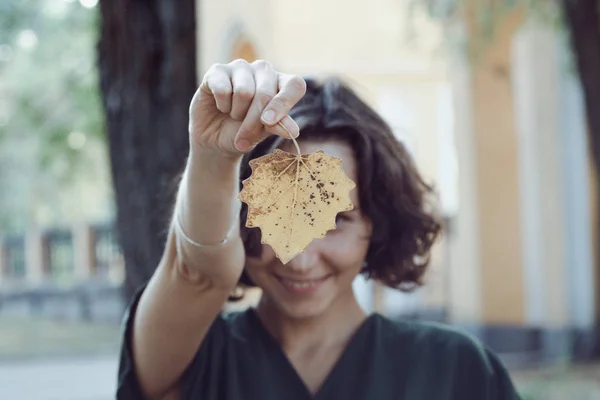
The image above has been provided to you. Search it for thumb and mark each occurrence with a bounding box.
[235,115,299,152]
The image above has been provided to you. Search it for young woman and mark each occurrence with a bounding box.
[117,59,521,400]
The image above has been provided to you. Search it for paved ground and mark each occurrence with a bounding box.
[0,316,121,399]
[0,316,120,359]
[1,353,599,400]
[0,355,117,400]
[512,363,600,400]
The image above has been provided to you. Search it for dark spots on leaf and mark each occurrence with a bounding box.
[310,175,316,181]
[316,182,325,189]
[330,181,334,185]
[310,194,315,200]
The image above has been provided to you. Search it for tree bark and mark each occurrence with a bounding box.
[562,0,600,357]
[97,0,197,301]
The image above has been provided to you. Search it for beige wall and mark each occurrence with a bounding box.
[197,0,445,76]
[197,0,274,72]
[447,11,527,325]
[472,12,525,324]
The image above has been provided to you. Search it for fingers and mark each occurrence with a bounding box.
[263,115,299,140]
[234,61,279,151]
[253,115,300,148]
[258,74,306,140]
[200,59,306,152]
[199,64,232,114]
[230,60,255,120]
[234,68,307,151]
[262,74,307,127]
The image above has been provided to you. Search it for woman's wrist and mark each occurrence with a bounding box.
[188,143,242,173]
[176,144,242,252]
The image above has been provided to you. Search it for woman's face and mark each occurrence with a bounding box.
[245,139,372,320]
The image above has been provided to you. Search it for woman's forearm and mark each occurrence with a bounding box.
[173,146,246,286]
[180,147,242,248]
[131,148,247,399]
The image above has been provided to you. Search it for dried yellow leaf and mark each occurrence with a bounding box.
[238,149,356,264]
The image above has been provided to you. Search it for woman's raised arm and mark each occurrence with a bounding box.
[125,59,306,399]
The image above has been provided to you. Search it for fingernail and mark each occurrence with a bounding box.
[261,109,276,125]
[235,139,251,152]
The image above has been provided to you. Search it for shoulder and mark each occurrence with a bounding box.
[373,314,521,398]
[375,314,481,349]
[374,314,506,374]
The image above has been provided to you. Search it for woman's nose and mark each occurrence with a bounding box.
[286,241,319,273]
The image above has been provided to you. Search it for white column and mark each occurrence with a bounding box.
[558,34,596,329]
[25,228,45,285]
[512,20,583,328]
[73,223,94,280]
[445,20,483,324]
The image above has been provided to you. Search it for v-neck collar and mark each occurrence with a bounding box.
[246,308,378,400]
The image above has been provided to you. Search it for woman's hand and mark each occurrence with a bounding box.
[189,59,307,156]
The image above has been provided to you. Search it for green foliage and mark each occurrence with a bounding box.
[0,0,111,232]
[0,0,104,169]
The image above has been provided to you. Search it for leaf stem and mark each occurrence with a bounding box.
[278,121,301,156]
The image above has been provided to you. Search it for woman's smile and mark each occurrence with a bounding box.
[275,273,332,295]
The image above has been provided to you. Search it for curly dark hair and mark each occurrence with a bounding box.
[235,76,442,294]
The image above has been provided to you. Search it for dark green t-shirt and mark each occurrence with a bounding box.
[117,288,522,400]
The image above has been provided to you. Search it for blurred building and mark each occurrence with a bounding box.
[197,0,599,360]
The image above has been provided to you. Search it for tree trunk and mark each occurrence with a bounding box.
[562,0,600,357]
[97,0,197,301]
